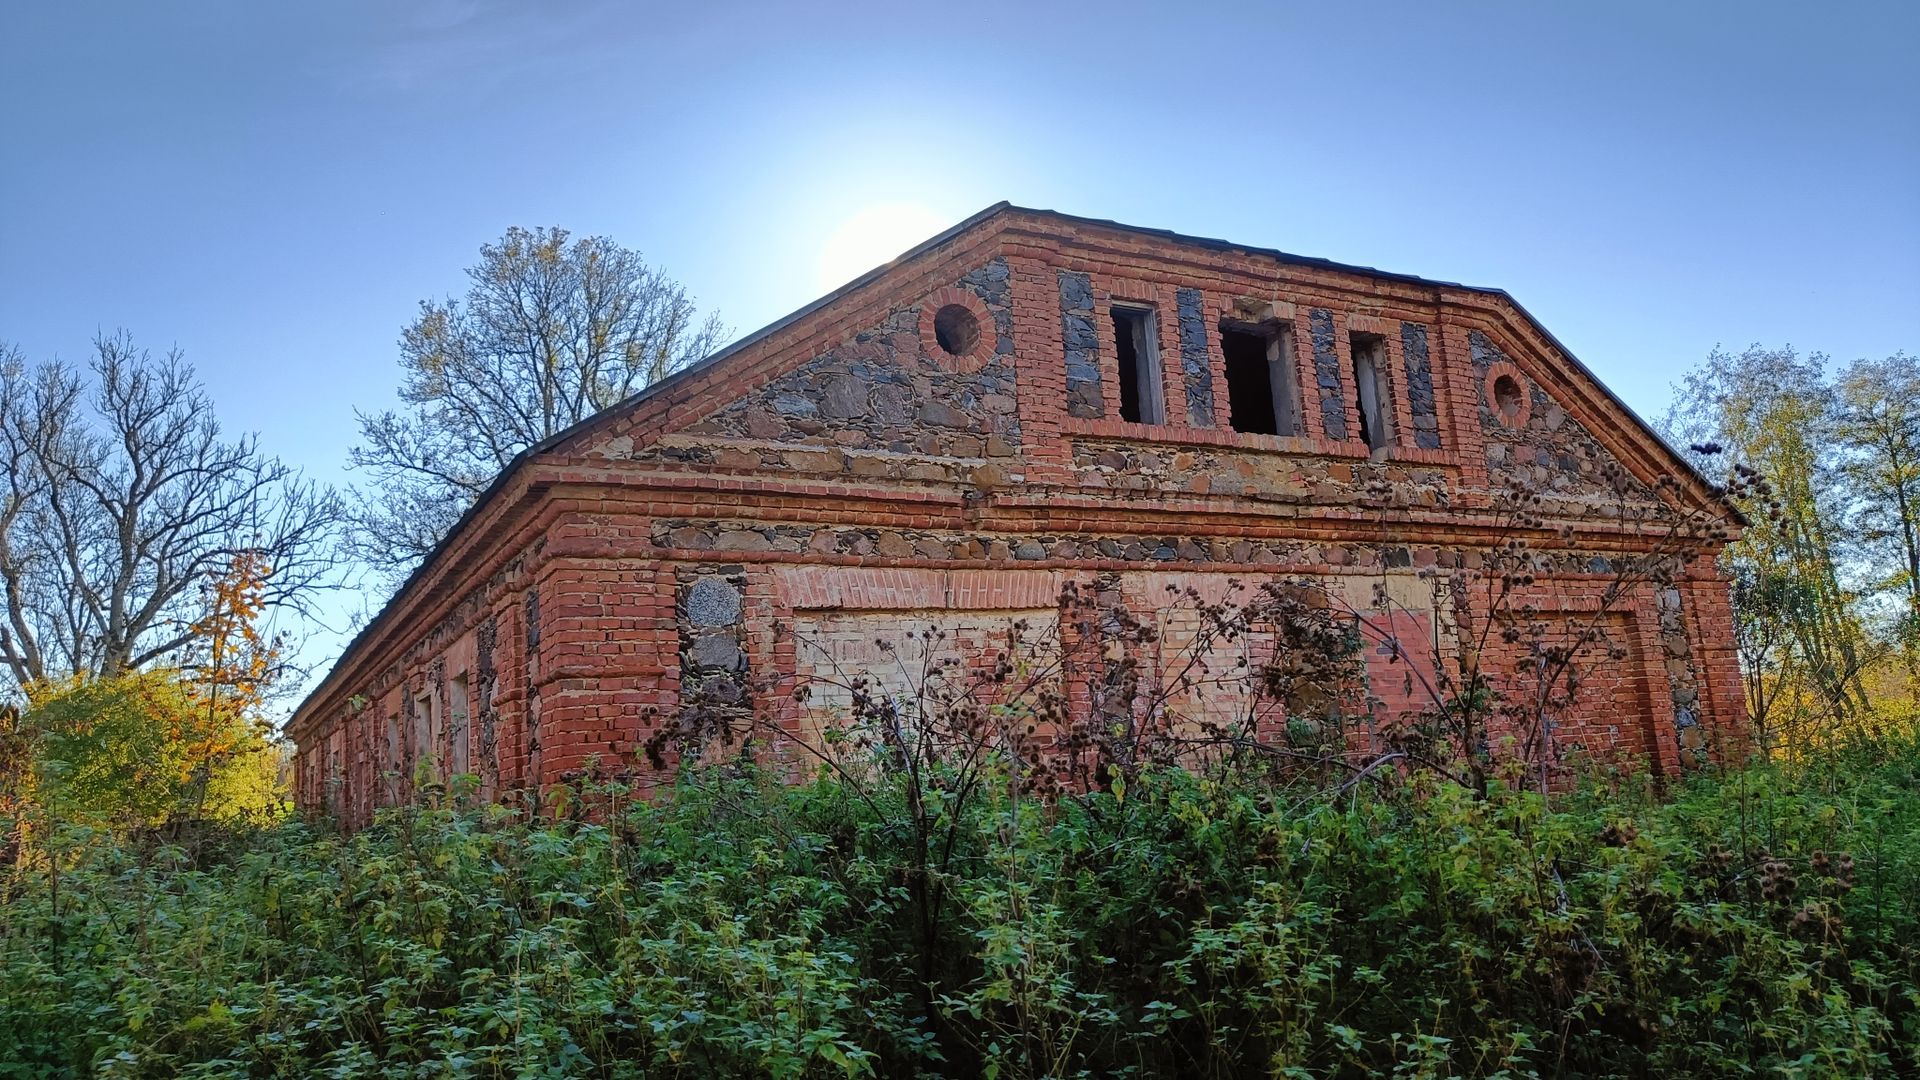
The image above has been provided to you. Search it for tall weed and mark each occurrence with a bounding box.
[3,742,1918,1077]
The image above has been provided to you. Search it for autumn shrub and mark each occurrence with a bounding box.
[10,672,285,831]
[2,742,1918,1078]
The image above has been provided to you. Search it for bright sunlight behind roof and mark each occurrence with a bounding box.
[814,202,952,296]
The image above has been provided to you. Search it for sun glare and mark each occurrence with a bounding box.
[814,203,951,294]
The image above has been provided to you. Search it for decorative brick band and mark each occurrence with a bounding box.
[918,286,996,374]
[773,565,1065,611]
[1061,417,1457,463]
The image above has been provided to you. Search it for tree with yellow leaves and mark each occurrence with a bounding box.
[10,552,290,833]
[176,549,287,819]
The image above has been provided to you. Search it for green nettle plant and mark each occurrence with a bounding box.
[3,738,1918,1076]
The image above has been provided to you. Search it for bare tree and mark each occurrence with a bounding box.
[348,226,726,578]
[0,333,343,691]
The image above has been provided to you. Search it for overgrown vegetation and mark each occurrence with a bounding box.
[4,738,1918,1078]
[6,671,283,832]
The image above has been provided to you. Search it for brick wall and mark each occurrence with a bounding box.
[290,208,1746,821]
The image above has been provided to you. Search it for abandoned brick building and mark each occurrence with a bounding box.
[290,204,1745,822]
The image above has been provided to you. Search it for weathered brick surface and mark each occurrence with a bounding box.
[290,206,1747,819]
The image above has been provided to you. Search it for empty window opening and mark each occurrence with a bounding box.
[1351,332,1392,450]
[411,693,433,769]
[1221,324,1299,436]
[1493,373,1524,419]
[448,673,471,777]
[1111,306,1163,424]
[933,303,980,357]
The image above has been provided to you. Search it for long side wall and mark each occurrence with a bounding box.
[301,495,1736,818]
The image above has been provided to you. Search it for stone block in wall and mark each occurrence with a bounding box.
[1310,309,1347,441]
[1175,289,1215,426]
[1059,270,1103,419]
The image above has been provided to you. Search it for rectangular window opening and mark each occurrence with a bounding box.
[448,673,471,777]
[1351,332,1392,450]
[411,693,433,769]
[1221,324,1299,436]
[1111,306,1163,424]
[385,714,400,800]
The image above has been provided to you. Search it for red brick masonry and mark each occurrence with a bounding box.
[291,205,1744,823]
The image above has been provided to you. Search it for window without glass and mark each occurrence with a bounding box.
[1350,332,1392,450]
[448,673,471,777]
[385,715,401,798]
[412,693,433,768]
[1111,306,1163,424]
[1220,323,1299,436]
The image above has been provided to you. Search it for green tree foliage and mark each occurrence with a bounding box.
[2,745,1917,1077]
[0,550,293,835]
[347,227,726,578]
[1832,353,1920,663]
[1665,345,1917,744]
[16,671,284,829]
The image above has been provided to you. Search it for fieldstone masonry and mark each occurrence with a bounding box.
[1176,288,1215,425]
[676,568,751,754]
[1399,322,1442,450]
[291,205,1747,825]
[1059,270,1102,419]
[1480,331,1659,509]
[1309,308,1347,441]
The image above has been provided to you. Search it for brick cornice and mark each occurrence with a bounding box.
[1060,417,1458,465]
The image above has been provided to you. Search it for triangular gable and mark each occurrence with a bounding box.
[532,204,1722,521]
[1457,299,1729,519]
[545,206,1021,465]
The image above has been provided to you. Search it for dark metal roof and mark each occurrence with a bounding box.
[292,201,1717,732]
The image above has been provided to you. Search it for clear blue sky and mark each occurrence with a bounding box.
[4,1,1916,691]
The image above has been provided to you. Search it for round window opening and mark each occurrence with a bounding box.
[1493,374,1524,419]
[932,303,981,358]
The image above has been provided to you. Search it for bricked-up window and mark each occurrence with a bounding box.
[1111,305,1164,424]
[326,732,343,815]
[1220,323,1299,436]
[1351,331,1392,450]
[447,673,470,777]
